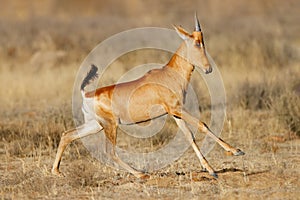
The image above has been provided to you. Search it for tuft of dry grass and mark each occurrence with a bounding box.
[273,92,300,136]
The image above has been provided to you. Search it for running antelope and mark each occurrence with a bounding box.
[52,14,245,179]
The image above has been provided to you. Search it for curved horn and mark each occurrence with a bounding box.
[194,12,201,32]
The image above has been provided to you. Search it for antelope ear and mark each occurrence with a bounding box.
[173,25,190,40]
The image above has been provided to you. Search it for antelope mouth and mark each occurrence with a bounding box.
[194,64,213,74]
[205,66,212,74]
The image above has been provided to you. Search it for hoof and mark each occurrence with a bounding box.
[201,168,208,172]
[139,174,150,180]
[210,172,218,179]
[234,149,245,156]
[51,169,65,177]
[135,172,150,180]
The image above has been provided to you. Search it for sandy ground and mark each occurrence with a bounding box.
[1,0,300,199]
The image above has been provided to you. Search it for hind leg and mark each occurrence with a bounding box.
[104,122,149,179]
[110,146,149,179]
[52,120,103,176]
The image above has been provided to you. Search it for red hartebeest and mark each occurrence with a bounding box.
[52,14,244,179]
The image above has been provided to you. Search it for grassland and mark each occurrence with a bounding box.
[0,0,300,199]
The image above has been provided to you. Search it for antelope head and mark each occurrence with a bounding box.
[173,13,212,74]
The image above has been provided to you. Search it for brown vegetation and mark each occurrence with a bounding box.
[0,0,299,199]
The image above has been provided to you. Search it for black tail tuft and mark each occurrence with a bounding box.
[80,64,98,91]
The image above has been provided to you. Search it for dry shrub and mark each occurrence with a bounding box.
[273,92,300,136]
[0,105,74,157]
[237,81,269,110]
[234,79,279,110]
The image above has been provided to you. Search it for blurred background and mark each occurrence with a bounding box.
[0,0,299,199]
[1,0,299,68]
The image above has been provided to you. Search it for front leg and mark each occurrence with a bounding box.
[171,109,245,156]
[173,117,218,178]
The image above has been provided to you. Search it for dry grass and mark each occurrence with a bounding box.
[1,0,300,199]
[273,91,300,136]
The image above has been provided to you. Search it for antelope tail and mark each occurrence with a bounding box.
[80,64,98,92]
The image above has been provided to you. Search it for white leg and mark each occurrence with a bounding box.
[110,147,149,179]
[173,117,218,178]
[52,120,103,176]
[172,110,244,156]
[104,123,150,179]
